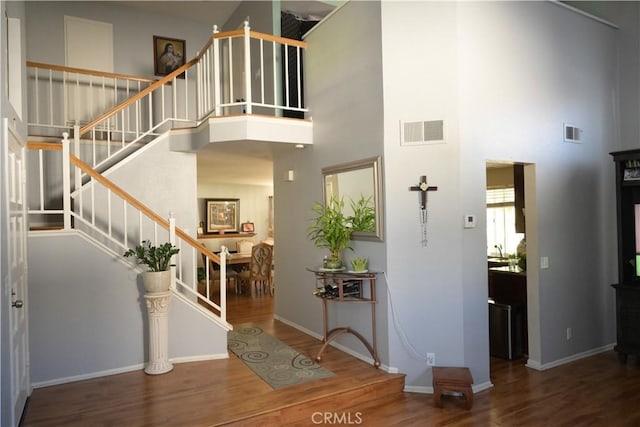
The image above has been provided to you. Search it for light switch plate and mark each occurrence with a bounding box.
[540,256,549,269]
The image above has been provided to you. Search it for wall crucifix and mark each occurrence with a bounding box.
[409,175,438,246]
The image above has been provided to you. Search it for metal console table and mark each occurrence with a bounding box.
[308,267,380,368]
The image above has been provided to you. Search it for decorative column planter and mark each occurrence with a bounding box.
[144,290,173,375]
[123,240,179,375]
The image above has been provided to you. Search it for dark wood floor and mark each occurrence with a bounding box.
[22,292,640,426]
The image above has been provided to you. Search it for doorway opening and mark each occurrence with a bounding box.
[486,161,538,371]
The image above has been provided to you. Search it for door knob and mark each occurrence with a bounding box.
[12,300,23,308]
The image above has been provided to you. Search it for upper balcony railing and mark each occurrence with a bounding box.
[27,21,308,171]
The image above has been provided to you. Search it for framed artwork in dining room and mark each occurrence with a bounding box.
[206,198,240,234]
[241,222,255,233]
[153,35,186,78]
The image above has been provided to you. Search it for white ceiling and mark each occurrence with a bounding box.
[117,1,336,186]
[196,140,306,187]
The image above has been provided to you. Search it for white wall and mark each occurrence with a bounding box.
[381,0,466,387]
[276,0,621,390]
[379,0,618,387]
[274,0,389,365]
[565,1,640,151]
[223,0,275,32]
[25,1,213,78]
[28,232,227,386]
[457,1,617,366]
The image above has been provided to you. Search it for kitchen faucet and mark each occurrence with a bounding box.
[494,244,503,258]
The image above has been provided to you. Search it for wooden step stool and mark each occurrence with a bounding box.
[432,366,474,409]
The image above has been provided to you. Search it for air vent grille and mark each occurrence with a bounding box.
[564,123,581,143]
[401,120,445,146]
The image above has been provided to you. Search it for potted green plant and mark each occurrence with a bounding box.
[350,256,368,273]
[308,196,353,269]
[124,240,180,293]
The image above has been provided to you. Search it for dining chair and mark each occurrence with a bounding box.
[238,243,273,296]
[200,253,239,295]
[236,240,254,255]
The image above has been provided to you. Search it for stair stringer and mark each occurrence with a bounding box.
[72,131,200,282]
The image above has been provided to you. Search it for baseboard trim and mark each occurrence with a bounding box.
[31,352,229,389]
[525,343,615,371]
[32,364,144,389]
[171,352,229,364]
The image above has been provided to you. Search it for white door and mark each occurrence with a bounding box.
[64,15,114,123]
[4,119,30,425]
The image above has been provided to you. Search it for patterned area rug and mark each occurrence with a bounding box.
[228,326,334,389]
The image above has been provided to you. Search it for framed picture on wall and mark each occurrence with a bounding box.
[206,198,240,234]
[153,35,186,78]
[241,222,255,233]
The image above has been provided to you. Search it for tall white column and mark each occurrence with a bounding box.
[144,291,173,375]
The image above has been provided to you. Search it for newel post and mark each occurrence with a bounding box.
[213,25,221,117]
[61,132,71,230]
[73,125,81,197]
[220,245,228,321]
[168,212,177,290]
[243,20,252,115]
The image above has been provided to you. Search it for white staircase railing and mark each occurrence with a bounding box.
[26,22,308,324]
[27,21,308,172]
[28,134,232,323]
[26,62,157,138]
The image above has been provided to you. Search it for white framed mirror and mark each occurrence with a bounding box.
[322,156,383,241]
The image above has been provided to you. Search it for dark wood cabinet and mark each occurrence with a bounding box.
[610,149,640,362]
[612,284,640,363]
[488,267,528,355]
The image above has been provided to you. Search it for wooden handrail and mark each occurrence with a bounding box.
[248,30,307,48]
[27,61,157,84]
[77,27,306,139]
[78,57,196,136]
[27,141,62,151]
[215,29,244,39]
[69,154,221,263]
[213,28,307,48]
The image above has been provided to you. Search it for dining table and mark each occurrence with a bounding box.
[224,253,251,271]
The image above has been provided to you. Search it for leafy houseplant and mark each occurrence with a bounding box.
[124,240,180,293]
[308,197,352,269]
[308,195,375,269]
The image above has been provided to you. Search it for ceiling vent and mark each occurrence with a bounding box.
[564,123,581,143]
[401,120,445,146]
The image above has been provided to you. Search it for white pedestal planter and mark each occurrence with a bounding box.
[144,290,173,375]
[142,270,171,293]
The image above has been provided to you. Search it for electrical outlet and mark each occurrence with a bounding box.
[566,327,572,340]
[427,353,435,366]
